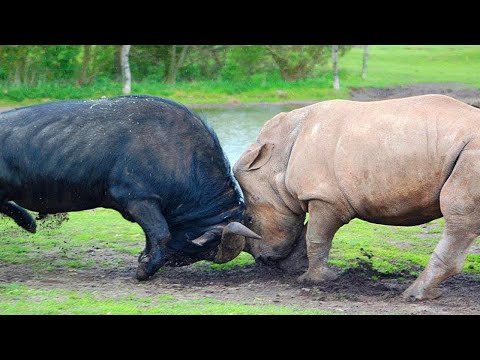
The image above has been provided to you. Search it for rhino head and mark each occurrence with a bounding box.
[230,110,311,273]
[233,141,306,269]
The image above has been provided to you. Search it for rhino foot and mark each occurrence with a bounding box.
[297,268,338,284]
[402,285,443,301]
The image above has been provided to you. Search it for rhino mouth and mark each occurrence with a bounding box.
[248,226,308,274]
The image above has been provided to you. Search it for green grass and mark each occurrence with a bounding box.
[1,45,479,106]
[340,45,480,88]
[193,251,255,271]
[0,283,333,315]
[0,209,257,273]
[0,209,143,271]
[2,209,480,314]
[331,218,480,275]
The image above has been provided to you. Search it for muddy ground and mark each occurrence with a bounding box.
[349,82,480,107]
[2,251,480,314]
[2,83,480,314]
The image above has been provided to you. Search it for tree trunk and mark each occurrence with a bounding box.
[15,58,26,85]
[165,45,177,84]
[177,45,189,70]
[362,45,369,80]
[77,45,92,86]
[14,67,21,85]
[266,46,293,81]
[13,46,28,85]
[114,45,122,82]
[121,45,132,95]
[30,71,37,85]
[332,45,340,90]
[164,45,189,84]
[24,55,32,85]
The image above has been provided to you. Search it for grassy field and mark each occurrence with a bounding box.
[0,283,333,315]
[0,209,333,315]
[1,45,479,106]
[1,209,479,314]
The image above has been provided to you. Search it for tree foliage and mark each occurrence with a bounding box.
[265,45,330,81]
[0,45,352,86]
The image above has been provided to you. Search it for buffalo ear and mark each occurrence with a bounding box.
[237,143,274,171]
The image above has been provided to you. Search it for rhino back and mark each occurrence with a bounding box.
[287,95,480,224]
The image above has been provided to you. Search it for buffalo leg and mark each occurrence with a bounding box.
[404,148,480,300]
[120,200,171,281]
[0,201,37,233]
[297,200,346,284]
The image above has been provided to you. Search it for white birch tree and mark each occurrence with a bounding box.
[332,45,340,90]
[121,45,132,95]
[362,45,369,80]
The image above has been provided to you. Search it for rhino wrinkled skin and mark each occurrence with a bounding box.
[234,95,480,300]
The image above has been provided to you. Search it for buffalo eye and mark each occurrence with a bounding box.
[246,215,253,225]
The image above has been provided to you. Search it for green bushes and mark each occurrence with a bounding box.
[1,45,480,106]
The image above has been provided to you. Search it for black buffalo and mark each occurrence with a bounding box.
[0,96,260,280]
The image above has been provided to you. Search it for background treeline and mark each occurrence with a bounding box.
[0,45,352,86]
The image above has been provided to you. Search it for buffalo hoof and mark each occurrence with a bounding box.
[402,285,443,301]
[136,251,164,281]
[137,249,147,263]
[136,264,150,281]
[25,221,37,234]
[297,268,338,284]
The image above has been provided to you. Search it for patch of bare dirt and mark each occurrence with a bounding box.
[350,83,480,108]
[1,248,479,314]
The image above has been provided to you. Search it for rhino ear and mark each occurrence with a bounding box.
[238,143,274,171]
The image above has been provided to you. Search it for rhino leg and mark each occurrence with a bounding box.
[276,226,308,274]
[116,198,170,281]
[297,200,347,284]
[0,201,37,233]
[404,148,480,301]
[403,226,477,301]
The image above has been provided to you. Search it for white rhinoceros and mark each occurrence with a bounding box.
[234,95,480,300]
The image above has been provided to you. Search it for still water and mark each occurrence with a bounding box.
[195,105,298,165]
[0,104,301,166]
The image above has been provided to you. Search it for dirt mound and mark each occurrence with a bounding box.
[350,83,480,108]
